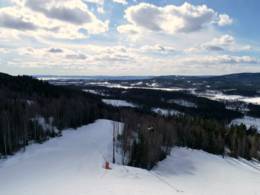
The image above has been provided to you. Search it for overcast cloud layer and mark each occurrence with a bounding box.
[0,0,259,75]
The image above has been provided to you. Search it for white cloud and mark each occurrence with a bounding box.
[66,53,87,60]
[218,14,233,26]
[117,24,140,34]
[118,2,233,35]
[83,0,104,5]
[113,0,127,5]
[212,34,235,45]
[141,44,176,53]
[0,0,109,40]
[25,0,93,25]
[186,34,252,52]
[179,55,257,65]
[6,43,258,75]
[97,6,105,14]
[200,34,234,51]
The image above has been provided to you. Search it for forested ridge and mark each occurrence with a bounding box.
[80,85,243,121]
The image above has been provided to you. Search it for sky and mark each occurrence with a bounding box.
[0,0,260,76]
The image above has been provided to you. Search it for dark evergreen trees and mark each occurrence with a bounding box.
[0,74,103,157]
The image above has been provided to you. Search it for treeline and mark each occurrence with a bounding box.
[248,104,260,118]
[118,109,260,170]
[0,73,104,157]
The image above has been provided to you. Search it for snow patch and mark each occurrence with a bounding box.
[83,89,108,96]
[170,99,197,108]
[152,108,182,116]
[90,82,184,92]
[231,116,260,133]
[31,116,58,133]
[242,97,260,105]
[102,99,137,108]
[197,90,260,105]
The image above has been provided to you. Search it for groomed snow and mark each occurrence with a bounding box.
[0,119,260,195]
[102,99,137,108]
[153,147,260,195]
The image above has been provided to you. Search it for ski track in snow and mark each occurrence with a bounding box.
[0,119,260,195]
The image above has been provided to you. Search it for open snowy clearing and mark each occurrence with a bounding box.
[90,82,184,92]
[102,99,137,108]
[152,108,182,116]
[0,119,260,195]
[197,90,260,105]
[231,116,260,132]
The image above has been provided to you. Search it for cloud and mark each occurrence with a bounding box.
[204,45,224,51]
[0,0,109,40]
[0,13,38,31]
[117,24,140,34]
[218,14,233,26]
[97,6,105,14]
[94,53,133,63]
[180,55,258,65]
[1,0,258,76]
[141,44,176,53]
[25,0,93,25]
[186,34,252,53]
[205,35,252,52]
[3,44,259,76]
[112,0,127,5]
[48,48,63,53]
[200,34,234,51]
[66,53,87,60]
[212,34,234,45]
[118,2,232,35]
[83,0,104,5]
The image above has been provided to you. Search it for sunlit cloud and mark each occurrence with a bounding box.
[0,0,259,75]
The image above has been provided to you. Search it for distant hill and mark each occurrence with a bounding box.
[35,75,153,81]
[155,72,260,81]
[148,73,260,96]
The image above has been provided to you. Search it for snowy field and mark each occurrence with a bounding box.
[0,119,260,195]
[91,82,184,92]
[102,99,137,108]
[83,89,106,96]
[197,90,260,105]
[170,99,197,108]
[242,97,260,105]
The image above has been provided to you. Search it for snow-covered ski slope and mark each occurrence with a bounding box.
[0,119,260,195]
